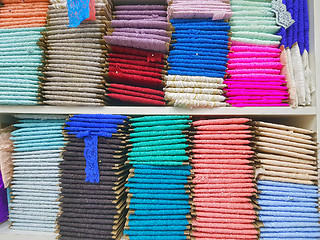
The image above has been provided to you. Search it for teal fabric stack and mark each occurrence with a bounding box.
[124,115,192,240]
[9,114,66,232]
[0,28,44,105]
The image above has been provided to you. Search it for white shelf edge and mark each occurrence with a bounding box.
[0,106,317,116]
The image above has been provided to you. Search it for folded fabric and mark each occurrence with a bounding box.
[58,114,128,240]
[125,115,191,239]
[191,117,257,239]
[9,115,66,232]
[42,3,110,106]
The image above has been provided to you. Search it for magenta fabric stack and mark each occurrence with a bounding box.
[225,1,289,107]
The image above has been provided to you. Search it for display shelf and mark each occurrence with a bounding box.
[0,0,319,239]
[0,106,317,116]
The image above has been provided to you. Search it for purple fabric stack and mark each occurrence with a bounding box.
[0,170,8,224]
[104,2,170,105]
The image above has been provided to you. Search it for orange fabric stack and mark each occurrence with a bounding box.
[0,0,48,28]
[0,0,48,105]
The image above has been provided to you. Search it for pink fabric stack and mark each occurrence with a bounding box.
[225,46,289,107]
[191,118,258,240]
[224,1,289,107]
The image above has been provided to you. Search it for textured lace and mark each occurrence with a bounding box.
[67,0,90,27]
[271,0,295,29]
[83,135,99,183]
[77,131,112,183]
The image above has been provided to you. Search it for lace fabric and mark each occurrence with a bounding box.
[302,50,312,105]
[291,44,306,106]
[67,0,90,27]
[271,0,295,29]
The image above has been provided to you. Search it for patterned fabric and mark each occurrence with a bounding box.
[67,0,90,27]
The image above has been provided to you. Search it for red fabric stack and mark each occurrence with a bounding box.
[105,3,170,105]
[106,46,166,105]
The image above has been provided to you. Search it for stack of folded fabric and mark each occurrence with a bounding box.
[0,0,48,105]
[0,126,14,189]
[253,121,320,239]
[0,170,8,224]
[104,2,170,105]
[225,0,289,107]
[165,0,231,108]
[58,114,129,240]
[167,0,232,20]
[9,114,66,232]
[41,0,112,106]
[0,0,48,28]
[191,118,258,239]
[277,0,313,106]
[0,126,13,224]
[124,115,192,240]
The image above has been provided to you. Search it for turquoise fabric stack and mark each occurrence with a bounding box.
[0,28,44,105]
[124,115,192,240]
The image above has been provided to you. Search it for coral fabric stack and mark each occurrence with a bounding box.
[225,0,288,107]
[253,121,320,239]
[191,118,258,239]
[124,115,192,240]
[57,114,129,240]
[9,114,66,232]
[0,0,48,105]
[104,3,170,105]
[41,0,112,106]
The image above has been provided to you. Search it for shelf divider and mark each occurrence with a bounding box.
[0,106,317,116]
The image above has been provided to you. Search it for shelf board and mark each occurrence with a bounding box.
[0,106,317,116]
[0,221,127,240]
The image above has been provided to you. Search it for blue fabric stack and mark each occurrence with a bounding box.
[124,115,192,240]
[9,114,66,232]
[164,19,229,108]
[258,180,320,240]
[168,19,229,78]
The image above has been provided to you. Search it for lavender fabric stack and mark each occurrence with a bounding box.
[57,114,129,240]
[253,121,320,239]
[104,2,170,105]
[9,114,66,232]
[277,0,313,106]
[165,0,231,108]
[41,0,112,106]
